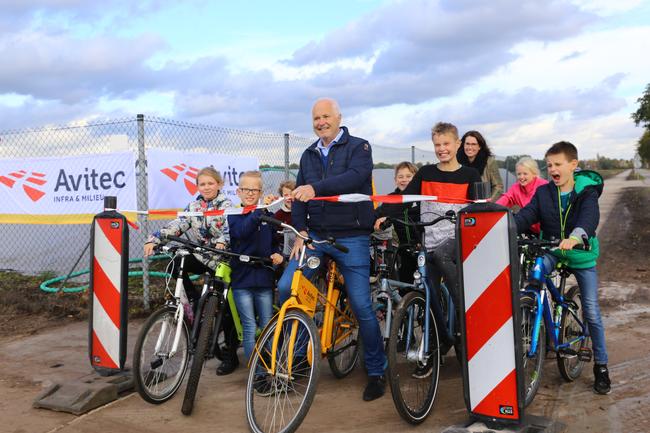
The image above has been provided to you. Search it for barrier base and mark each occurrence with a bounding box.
[442,414,567,433]
[33,371,133,415]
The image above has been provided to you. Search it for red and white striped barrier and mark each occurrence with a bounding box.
[457,206,522,424]
[89,198,128,373]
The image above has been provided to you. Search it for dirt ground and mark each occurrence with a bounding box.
[0,169,649,433]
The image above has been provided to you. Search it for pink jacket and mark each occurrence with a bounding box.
[496,176,548,233]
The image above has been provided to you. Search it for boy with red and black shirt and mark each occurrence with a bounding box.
[376,122,480,314]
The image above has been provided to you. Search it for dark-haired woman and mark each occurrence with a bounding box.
[457,130,503,201]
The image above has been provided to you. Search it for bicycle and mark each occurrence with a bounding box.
[518,237,592,407]
[245,216,359,433]
[380,212,460,424]
[132,235,271,415]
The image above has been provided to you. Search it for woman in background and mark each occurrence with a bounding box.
[458,130,503,201]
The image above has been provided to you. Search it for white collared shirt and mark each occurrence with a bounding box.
[316,128,344,157]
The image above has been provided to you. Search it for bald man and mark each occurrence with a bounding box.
[277,98,387,401]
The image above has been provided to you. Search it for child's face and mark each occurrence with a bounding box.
[395,168,415,191]
[237,176,263,206]
[433,132,460,164]
[197,174,222,201]
[546,153,578,191]
[516,165,535,187]
[281,187,294,209]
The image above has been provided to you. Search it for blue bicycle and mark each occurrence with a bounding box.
[518,237,592,407]
[381,212,460,424]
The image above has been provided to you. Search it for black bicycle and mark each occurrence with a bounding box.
[132,235,272,415]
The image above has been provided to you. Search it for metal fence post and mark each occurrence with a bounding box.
[411,145,415,164]
[284,133,290,181]
[136,114,150,311]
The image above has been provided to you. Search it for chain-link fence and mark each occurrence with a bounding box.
[2,115,530,307]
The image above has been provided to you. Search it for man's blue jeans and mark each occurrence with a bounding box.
[277,234,386,377]
[232,287,274,361]
[543,254,608,364]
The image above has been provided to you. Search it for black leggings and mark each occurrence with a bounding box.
[425,238,459,309]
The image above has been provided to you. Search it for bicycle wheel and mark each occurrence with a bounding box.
[557,285,591,381]
[246,310,321,433]
[387,291,440,424]
[181,294,219,415]
[520,293,545,407]
[133,305,190,404]
[327,292,360,378]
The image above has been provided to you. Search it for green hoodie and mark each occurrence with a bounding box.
[551,170,603,269]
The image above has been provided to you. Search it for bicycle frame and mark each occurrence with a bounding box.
[260,253,355,376]
[522,257,588,357]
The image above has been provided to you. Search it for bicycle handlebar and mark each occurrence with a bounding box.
[518,235,589,251]
[380,210,456,231]
[259,214,349,254]
[162,235,274,265]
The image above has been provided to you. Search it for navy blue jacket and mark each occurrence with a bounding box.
[292,126,375,238]
[227,210,280,290]
[515,170,603,268]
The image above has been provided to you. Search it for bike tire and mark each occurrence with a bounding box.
[327,291,360,378]
[557,285,591,382]
[133,305,190,404]
[387,291,440,424]
[181,295,219,415]
[520,293,545,407]
[246,309,321,433]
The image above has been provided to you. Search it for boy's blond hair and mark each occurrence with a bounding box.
[240,170,263,188]
[431,122,459,140]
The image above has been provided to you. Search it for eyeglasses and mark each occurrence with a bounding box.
[239,188,262,194]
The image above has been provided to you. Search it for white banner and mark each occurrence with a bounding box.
[147,149,258,209]
[0,152,136,215]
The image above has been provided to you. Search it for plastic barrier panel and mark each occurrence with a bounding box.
[88,196,128,374]
[457,203,523,426]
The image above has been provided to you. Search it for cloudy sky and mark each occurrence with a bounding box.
[1,0,649,159]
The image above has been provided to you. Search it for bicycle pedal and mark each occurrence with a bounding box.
[578,348,592,362]
[557,347,578,358]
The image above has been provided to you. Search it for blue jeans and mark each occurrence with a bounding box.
[232,287,274,361]
[277,234,386,377]
[543,254,608,364]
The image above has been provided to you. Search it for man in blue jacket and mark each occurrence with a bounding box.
[277,98,387,401]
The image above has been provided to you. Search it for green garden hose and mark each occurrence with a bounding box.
[39,255,199,293]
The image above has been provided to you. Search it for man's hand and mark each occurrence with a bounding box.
[290,231,312,260]
[559,237,579,250]
[270,253,284,266]
[374,216,387,231]
[292,185,316,202]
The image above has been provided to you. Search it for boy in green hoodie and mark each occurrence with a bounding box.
[515,141,610,395]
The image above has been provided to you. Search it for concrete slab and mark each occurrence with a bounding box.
[33,371,133,415]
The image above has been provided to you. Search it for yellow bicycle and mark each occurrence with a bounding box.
[245,216,359,433]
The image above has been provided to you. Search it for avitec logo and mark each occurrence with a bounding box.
[0,170,47,202]
[160,163,199,196]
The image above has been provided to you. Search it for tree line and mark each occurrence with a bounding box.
[632,83,650,166]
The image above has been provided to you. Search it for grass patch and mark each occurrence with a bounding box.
[627,170,645,181]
